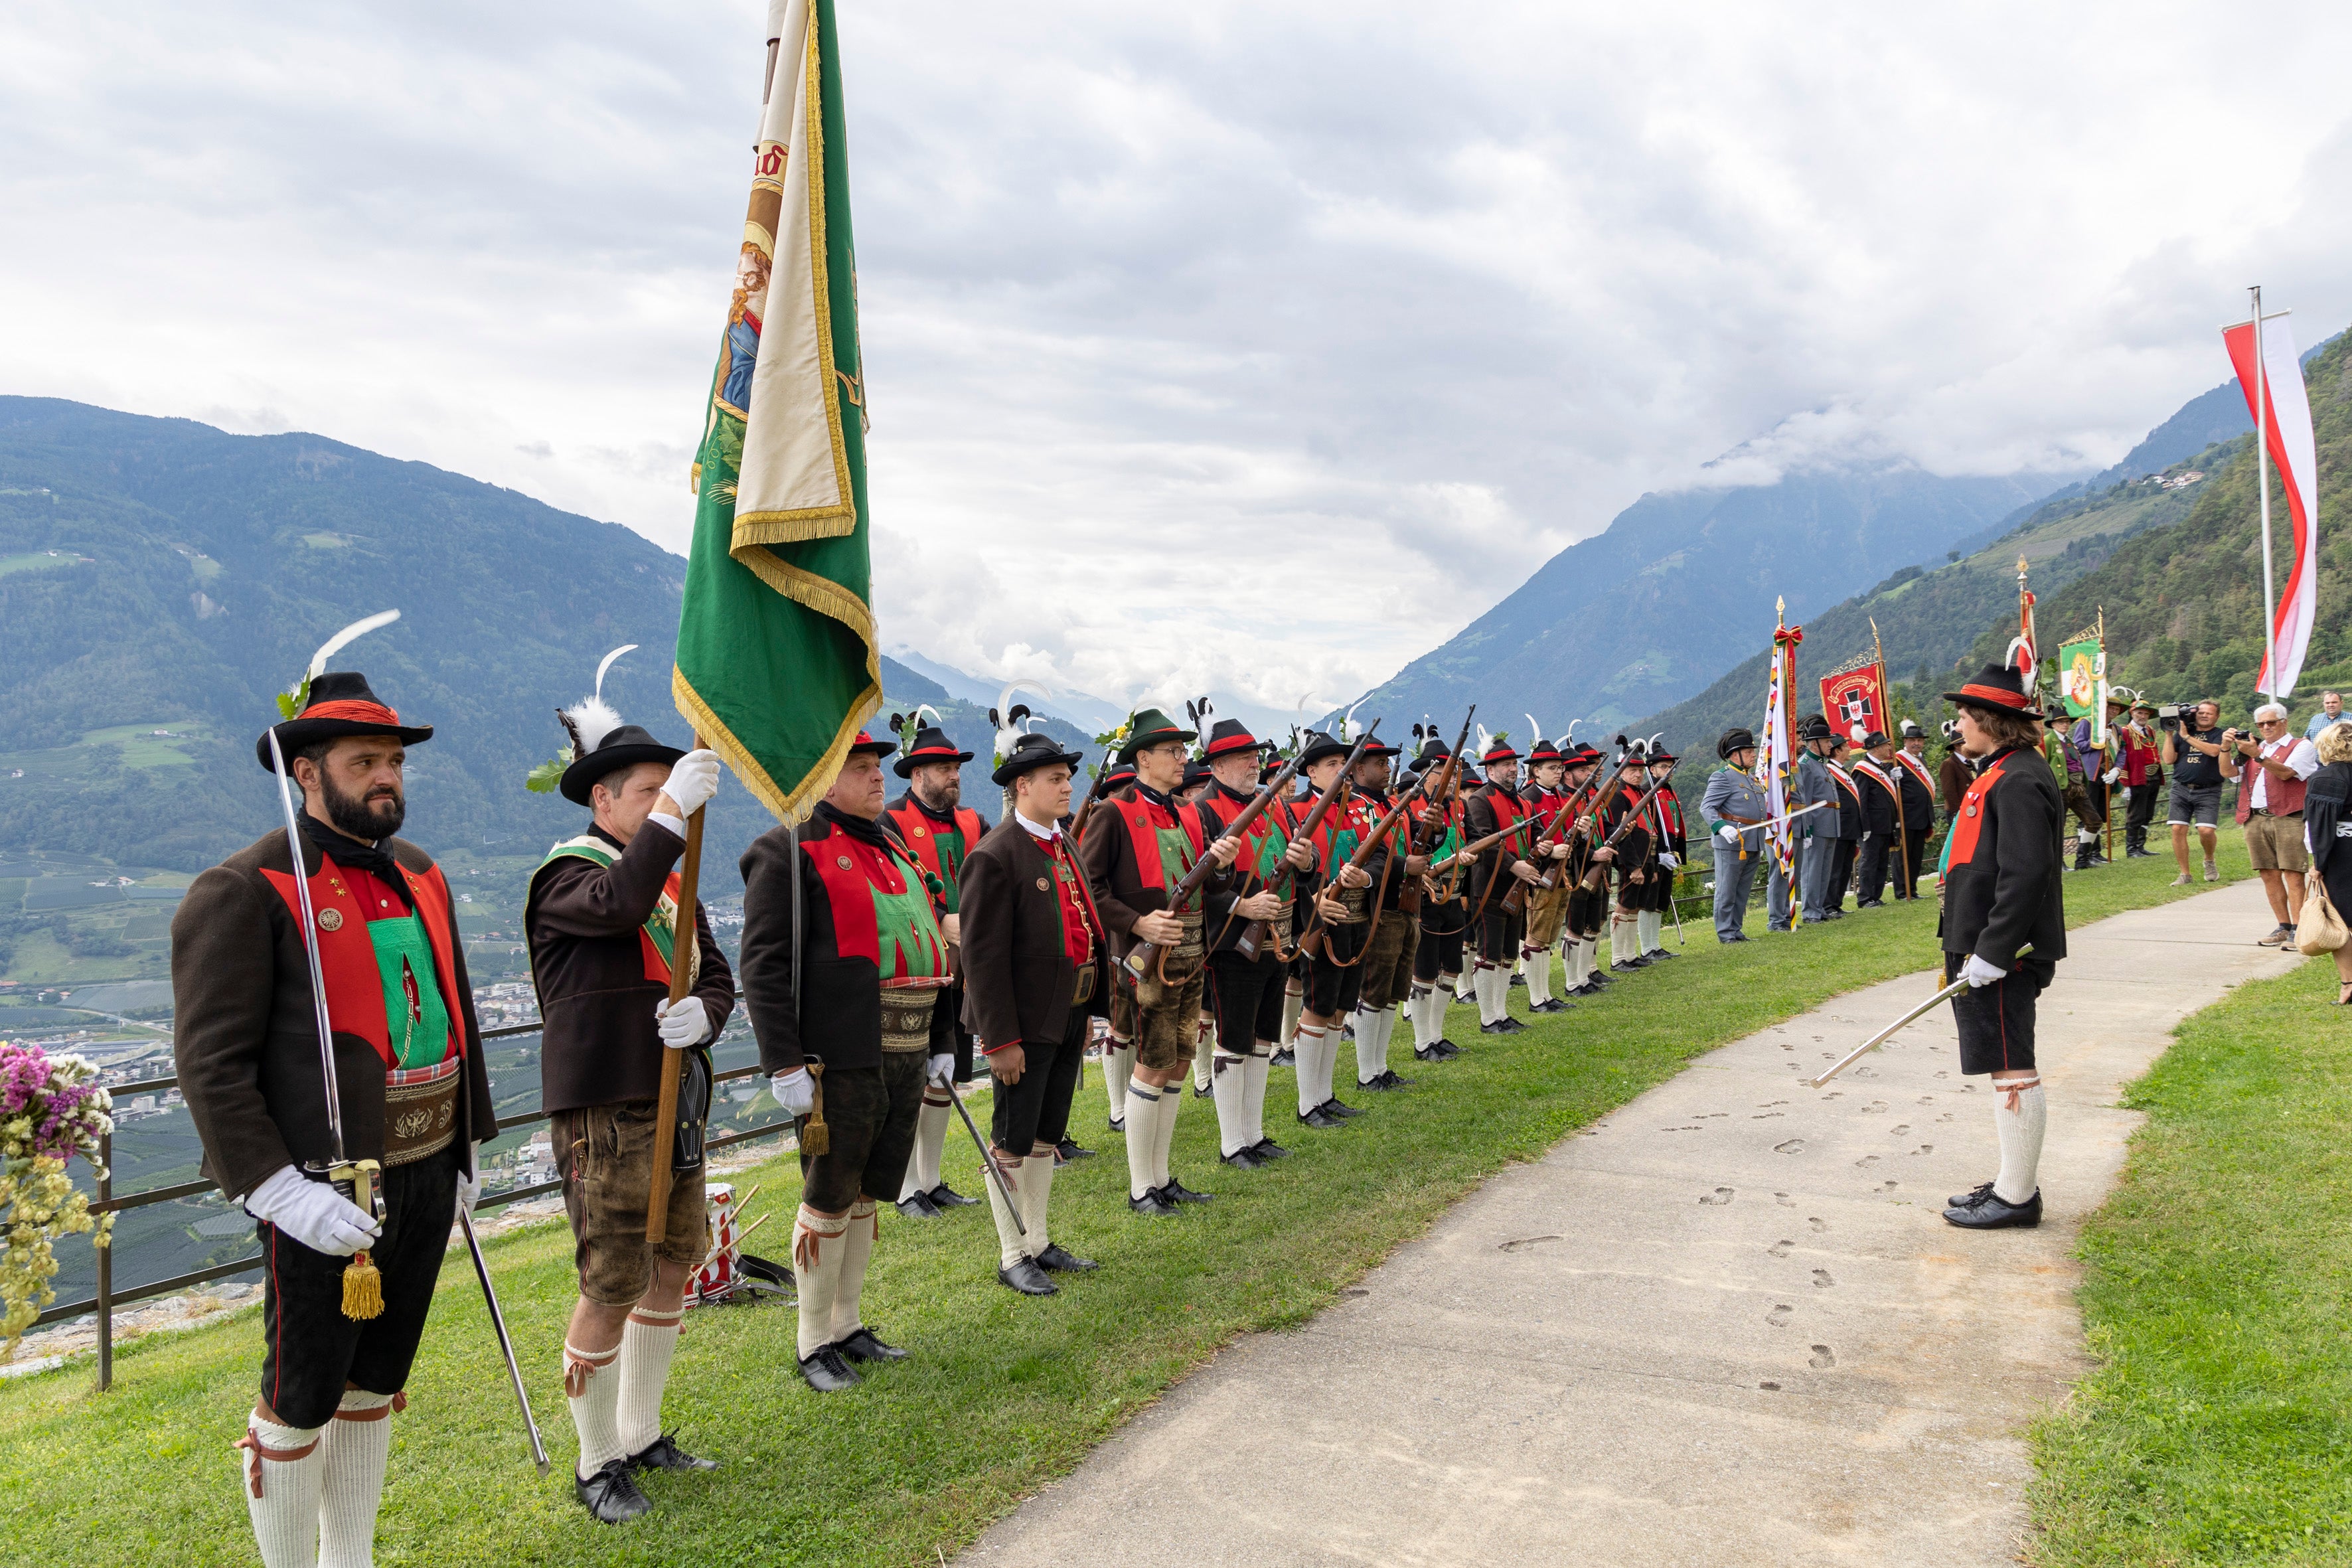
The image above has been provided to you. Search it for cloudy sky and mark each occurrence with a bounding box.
[7,2,2351,717]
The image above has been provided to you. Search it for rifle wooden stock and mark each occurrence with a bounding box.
[1229,726,1380,960]
[1067,761,1121,847]
[1503,771,1616,914]
[1296,775,1429,963]
[1399,708,1476,916]
[1576,777,1670,894]
[1125,746,1311,980]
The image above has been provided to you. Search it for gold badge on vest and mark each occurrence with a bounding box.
[317,908,344,931]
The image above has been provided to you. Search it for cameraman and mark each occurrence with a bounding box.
[2223,702,2318,946]
[2161,699,2228,884]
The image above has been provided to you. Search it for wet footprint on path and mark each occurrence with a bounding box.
[1855,1154,1881,1168]
[1767,1239,1793,1257]
[1808,1216,1827,1232]
[1812,1268,1834,1289]
[1767,1304,1794,1327]
[1774,1192,1795,1207]
[1699,1186,1735,1206]
[1810,1344,1836,1369]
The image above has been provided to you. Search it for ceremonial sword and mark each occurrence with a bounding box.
[1808,943,2035,1089]
[934,1065,1023,1234]
[458,1210,550,1475]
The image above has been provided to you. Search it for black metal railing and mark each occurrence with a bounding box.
[31,1014,795,1391]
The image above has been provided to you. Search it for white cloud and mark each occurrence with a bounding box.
[5,0,2350,711]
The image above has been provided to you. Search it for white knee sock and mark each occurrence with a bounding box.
[1992,1078,2047,1204]
[1642,909,1663,951]
[1244,1045,1272,1144]
[564,1340,625,1479]
[1194,1017,1215,1090]
[900,1091,951,1198]
[984,1154,1027,1267]
[615,1306,682,1456]
[317,1391,393,1568]
[1123,1082,1166,1197]
[828,1199,878,1343]
[1454,969,1475,1002]
[1610,919,1634,966]
[1357,1008,1393,1083]
[1022,1149,1054,1255]
[1210,1048,1253,1156]
[1294,1025,1328,1115]
[1152,1076,1181,1187]
[1564,941,1585,989]
[791,1206,849,1358]
[1524,947,1551,1006]
[1281,982,1304,1049]
[1103,1036,1133,1127]
[238,1412,323,1568]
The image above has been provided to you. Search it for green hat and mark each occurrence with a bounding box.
[1117,706,1196,762]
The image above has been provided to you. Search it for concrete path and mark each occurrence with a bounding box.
[961,882,2298,1567]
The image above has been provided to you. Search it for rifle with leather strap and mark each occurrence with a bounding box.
[1067,758,1121,847]
[1399,708,1476,916]
[1226,726,1380,961]
[1296,771,1432,964]
[1125,745,1312,982]
[1502,766,1622,915]
[1579,774,1672,893]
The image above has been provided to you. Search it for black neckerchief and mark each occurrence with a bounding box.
[817,799,896,851]
[299,812,415,911]
[908,790,961,824]
[1135,780,1181,812]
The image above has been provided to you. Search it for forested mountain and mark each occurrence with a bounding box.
[0,398,1073,880]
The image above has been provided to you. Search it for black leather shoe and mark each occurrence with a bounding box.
[1129,1189,1180,1215]
[1322,1097,1364,1118]
[1943,1190,2042,1229]
[1855,900,1885,909]
[1608,961,1644,974]
[1413,1042,1447,1061]
[625,1432,718,1473]
[1646,948,1678,959]
[797,1345,862,1391]
[1494,1016,1528,1034]
[894,1192,940,1219]
[1508,973,1527,987]
[1221,1145,1266,1168]
[1250,1137,1290,1159]
[1160,1178,1215,1204]
[1824,911,1845,921]
[1436,1037,1464,1056]
[1719,932,1750,943]
[836,1326,909,1363]
[1107,1116,1126,1135]
[1480,1018,1514,1034]
[997,1257,1059,1296]
[1296,1104,1347,1129]
[1526,998,1567,1014]
[927,1183,979,1209]
[1269,1048,1296,1067]
[1948,1180,1996,1209]
[1368,1069,1416,1089]
[1034,1241,1099,1272]
[1193,1081,1214,1098]
[575,1457,653,1522]
[1056,1138,1095,1162]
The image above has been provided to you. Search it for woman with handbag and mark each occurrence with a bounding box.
[2299,724,2352,998]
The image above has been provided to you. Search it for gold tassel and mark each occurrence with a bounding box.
[801,1062,828,1157]
[341,1252,385,1320]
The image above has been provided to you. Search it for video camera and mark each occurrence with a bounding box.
[2154,703,2189,730]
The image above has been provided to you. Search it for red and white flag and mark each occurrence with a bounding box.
[2223,312,2321,698]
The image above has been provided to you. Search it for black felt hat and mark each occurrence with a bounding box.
[1716,727,1757,759]
[1296,728,1350,765]
[256,670,435,772]
[558,722,686,806]
[1202,718,1265,760]
[1942,664,2037,714]
[892,722,973,778]
[992,732,1085,787]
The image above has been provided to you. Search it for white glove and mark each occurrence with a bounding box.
[1659,852,1679,869]
[2103,768,2121,785]
[244,1164,381,1257]
[1962,954,2007,988]
[770,1067,815,1117]
[455,1142,481,1222]
[926,1052,955,1084]
[655,995,711,1049]
[1716,823,1741,845]
[658,748,722,818]
[1860,831,1871,842]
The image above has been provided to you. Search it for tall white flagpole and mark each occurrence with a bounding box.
[2252,284,2278,696]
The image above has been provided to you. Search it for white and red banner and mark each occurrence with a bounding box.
[2223,313,2320,698]
[1820,664,1887,744]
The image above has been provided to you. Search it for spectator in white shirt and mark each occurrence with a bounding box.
[2306,691,2346,742]
[2223,702,2321,946]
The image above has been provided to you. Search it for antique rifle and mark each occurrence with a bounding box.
[1228,726,1380,960]
[1295,771,1432,963]
[1399,708,1476,915]
[1124,745,1313,980]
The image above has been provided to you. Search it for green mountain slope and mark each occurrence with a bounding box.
[1634,447,2232,749]
[1968,327,2352,720]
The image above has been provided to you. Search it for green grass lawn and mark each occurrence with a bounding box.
[0,835,2254,1567]
[2031,915,2352,1567]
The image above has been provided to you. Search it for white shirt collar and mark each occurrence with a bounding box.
[1016,812,1059,842]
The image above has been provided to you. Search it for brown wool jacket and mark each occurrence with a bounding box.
[958,819,1095,1051]
[171,828,498,1204]
[524,821,734,1116]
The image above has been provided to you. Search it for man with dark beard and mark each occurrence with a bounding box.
[175,663,496,1568]
[882,719,984,1219]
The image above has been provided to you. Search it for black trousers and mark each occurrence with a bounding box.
[1474,905,1524,966]
[2126,781,2159,845]
[990,1002,1087,1154]
[258,1146,460,1429]
[1206,948,1287,1049]
[1944,953,2055,1075]
[1412,919,1465,982]
[1897,829,1929,898]
[1855,835,1892,904]
[1826,840,1855,909]
[798,1050,925,1212]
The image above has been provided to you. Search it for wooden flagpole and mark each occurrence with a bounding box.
[2100,609,2115,866]
[1871,617,1909,897]
[645,732,706,1243]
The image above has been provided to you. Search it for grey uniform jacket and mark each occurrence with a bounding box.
[1699,766,1774,854]
[1792,751,1842,838]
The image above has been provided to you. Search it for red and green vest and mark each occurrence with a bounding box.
[884,798,986,915]
[1108,790,1211,911]
[532,835,702,990]
[262,855,463,1071]
[802,826,951,984]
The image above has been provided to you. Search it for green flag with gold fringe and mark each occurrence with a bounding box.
[673,0,878,824]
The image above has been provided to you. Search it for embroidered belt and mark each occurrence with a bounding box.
[881,988,939,1054]
[382,1054,461,1167]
